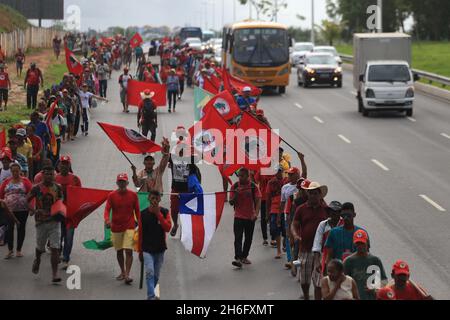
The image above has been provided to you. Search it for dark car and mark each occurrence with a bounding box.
[297,52,343,88]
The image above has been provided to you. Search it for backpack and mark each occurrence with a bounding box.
[232,181,257,209]
[142,98,156,121]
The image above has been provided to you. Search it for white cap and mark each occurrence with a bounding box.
[243,86,252,92]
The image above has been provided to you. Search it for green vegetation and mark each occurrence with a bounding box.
[0,106,31,130]
[44,59,67,90]
[0,4,30,33]
[335,42,450,78]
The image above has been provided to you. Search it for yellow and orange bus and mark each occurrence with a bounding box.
[222,20,291,94]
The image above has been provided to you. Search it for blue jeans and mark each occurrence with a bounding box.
[143,252,165,300]
[62,226,75,263]
[285,213,299,263]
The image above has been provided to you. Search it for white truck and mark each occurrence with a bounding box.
[353,33,419,117]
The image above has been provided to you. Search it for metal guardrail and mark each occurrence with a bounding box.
[339,54,450,88]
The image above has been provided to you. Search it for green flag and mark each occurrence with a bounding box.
[194,86,214,121]
[138,192,150,211]
[83,225,113,251]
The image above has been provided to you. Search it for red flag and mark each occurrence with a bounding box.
[189,107,232,164]
[218,163,240,183]
[98,122,162,154]
[66,186,112,228]
[221,67,233,93]
[229,73,263,96]
[130,32,144,48]
[127,80,167,107]
[231,112,280,169]
[51,199,67,217]
[101,37,113,47]
[0,126,6,149]
[202,90,241,122]
[203,74,221,95]
[45,101,59,157]
[64,45,83,76]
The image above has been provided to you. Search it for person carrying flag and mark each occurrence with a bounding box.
[131,138,170,193]
[28,166,64,283]
[236,87,256,112]
[137,90,158,142]
[138,190,172,300]
[104,173,141,285]
[56,156,82,270]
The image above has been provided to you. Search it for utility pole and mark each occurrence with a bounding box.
[378,0,383,33]
[222,0,225,28]
[311,0,315,44]
[233,0,237,22]
[212,0,216,31]
[274,0,278,22]
[249,0,253,19]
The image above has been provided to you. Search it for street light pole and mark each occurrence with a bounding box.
[378,0,383,33]
[311,0,315,44]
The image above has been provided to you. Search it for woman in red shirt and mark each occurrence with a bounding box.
[0,163,33,258]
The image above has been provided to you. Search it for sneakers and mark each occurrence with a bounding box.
[232,260,243,268]
[263,240,269,246]
[241,258,252,265]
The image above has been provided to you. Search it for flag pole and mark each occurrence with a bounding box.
[119,150,136,167]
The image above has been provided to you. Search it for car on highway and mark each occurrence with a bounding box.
[297,52,343,88]
[290,42,314,66]
[313,45,343,65]
[184,37,203,51]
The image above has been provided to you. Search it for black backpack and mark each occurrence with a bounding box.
[142,98,156,121]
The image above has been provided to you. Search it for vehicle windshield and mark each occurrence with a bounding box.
[180,28,202,40]
[368,65,411,82]
[294,44,313,52]
[187,38,201,44]
[314,48,337,56]
[305,55,337,65]
[233,28,289,67]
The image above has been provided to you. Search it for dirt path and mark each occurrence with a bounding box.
[6,48,63,106]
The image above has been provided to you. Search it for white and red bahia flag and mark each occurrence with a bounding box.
[179,192,226,258]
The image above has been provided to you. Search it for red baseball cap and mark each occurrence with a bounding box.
[60,155,71,163]
[376,287,397,300]
[0,147,13,161]
[287,167,300,175]
[116,173,129,182]
[392,260,410,276]
[353,229,369,245]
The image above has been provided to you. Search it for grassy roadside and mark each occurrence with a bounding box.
[335,41,450,90]
[0,51,67,130]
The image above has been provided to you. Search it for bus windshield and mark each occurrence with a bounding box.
[233,28,289,67]
[180,28,202,40]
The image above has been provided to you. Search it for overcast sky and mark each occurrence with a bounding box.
[42,0,330,31]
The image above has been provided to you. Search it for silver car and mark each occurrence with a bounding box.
[313,46,343,65]
[290,42,314,66]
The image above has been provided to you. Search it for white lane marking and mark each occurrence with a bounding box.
[156,284,160,298]
[441,133,450,140]
[371,159,390,171]
[407,117,417,122]
[294,103,304,109]
[419,195,446,212]
[338,134,351,144]
[313,116,324,124]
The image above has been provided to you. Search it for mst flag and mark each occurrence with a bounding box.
[194,86,214,121]
[233,112,280,169]
[98,122,162,154]
[101,37,114,47]
[64,45,83,76]
[66,186,112,229]
[189,107,231,164]
[203,74,221,95]
[179,192,227,258]
[202,90,241,122]
[130,32,144,48]
[127,80,167,107]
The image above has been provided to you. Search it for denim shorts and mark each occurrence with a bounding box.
[270,213,286,238]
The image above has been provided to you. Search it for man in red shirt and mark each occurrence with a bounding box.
[104,173,140,285]
[254,169,273,247]
[0,64,11,112]
[266,166,285,258]
[26,124,43,180]
[291,181,328,300]
[388,260,434,300]
[24,63,44,109]
[55,155,82,269]
[229,168,261,269]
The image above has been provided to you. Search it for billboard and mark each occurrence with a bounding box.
[0,0,64,20]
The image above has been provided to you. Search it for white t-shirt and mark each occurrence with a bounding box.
[281,183,298,203]
[120,74,132,89]
[0,167,12,184]
[79,91,94,109]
